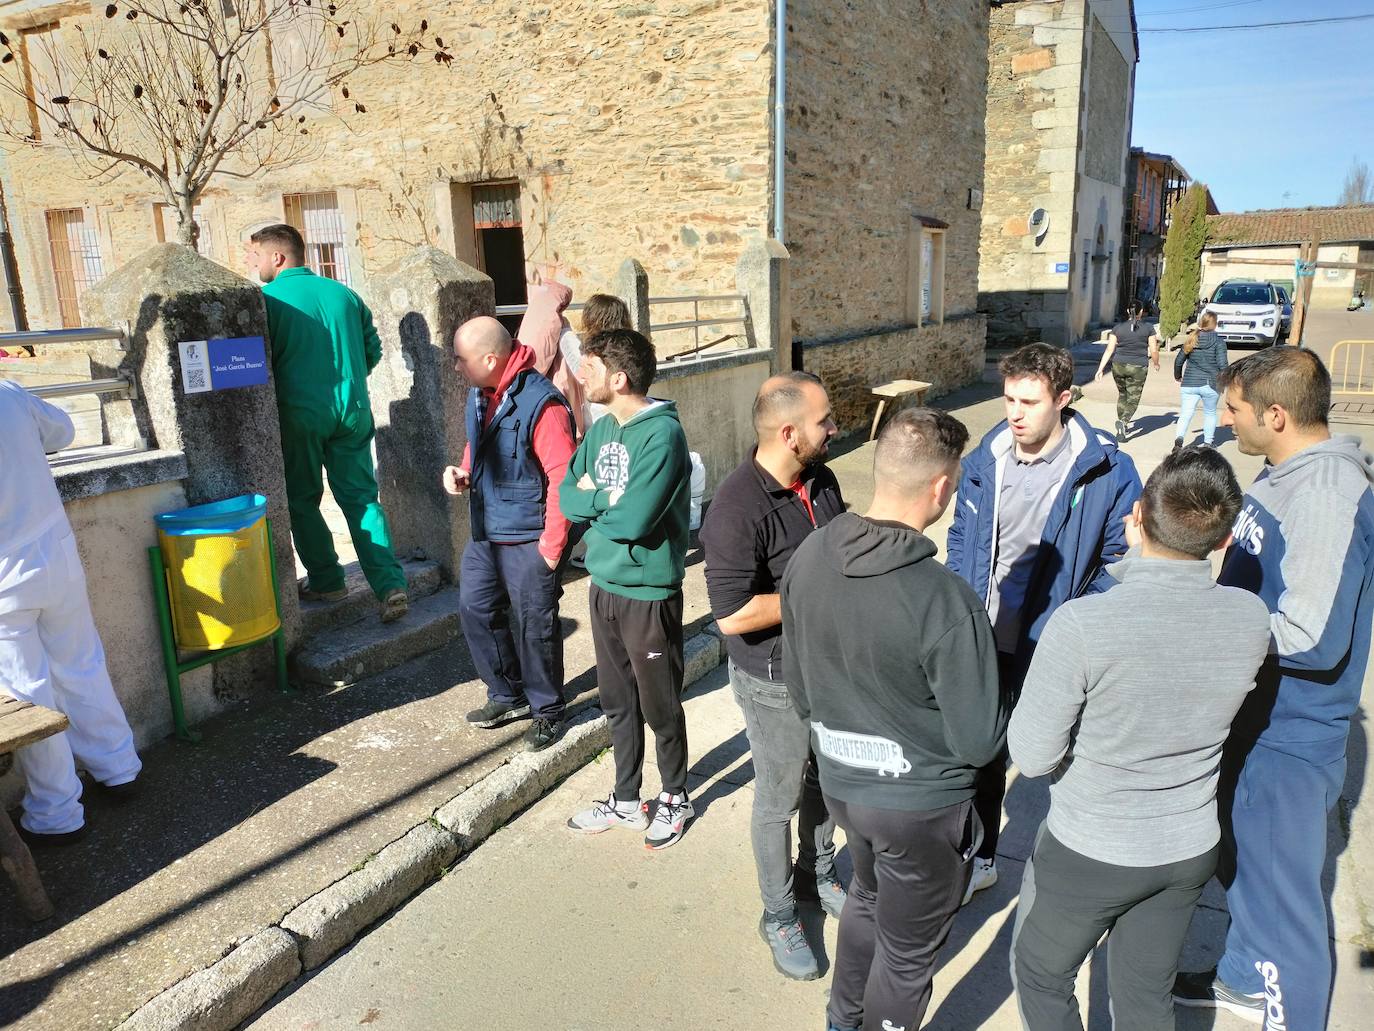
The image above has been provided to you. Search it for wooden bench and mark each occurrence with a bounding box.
[1,692,69,921]
[869,379,932,440]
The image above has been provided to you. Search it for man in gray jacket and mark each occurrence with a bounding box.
[1008,446,1271,1030]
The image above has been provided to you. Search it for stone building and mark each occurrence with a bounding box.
[1202,206,1374,312]
[0,0,991,432]
[977,0,1137,347]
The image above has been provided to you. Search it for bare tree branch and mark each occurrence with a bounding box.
[0,0,450,246]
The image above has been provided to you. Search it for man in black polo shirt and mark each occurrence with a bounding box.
[700,371,846,981]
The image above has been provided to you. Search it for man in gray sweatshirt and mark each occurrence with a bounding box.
[1008,446,1271,1031]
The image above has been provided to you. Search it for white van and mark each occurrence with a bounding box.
[1205,280,1282,347]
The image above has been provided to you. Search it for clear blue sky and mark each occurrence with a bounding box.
[1128,0,1374,212]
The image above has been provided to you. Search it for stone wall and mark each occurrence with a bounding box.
[802,314,987,435]
[785,0,989,339]
[1083,15,1128,188]
[977,1,1081,346]
[654,352,772,494]
[0,0,774,331]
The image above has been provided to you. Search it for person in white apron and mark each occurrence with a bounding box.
[0,380,141,844]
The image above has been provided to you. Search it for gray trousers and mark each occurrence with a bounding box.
[1011,825,1218,1031]
[729,662,836,919]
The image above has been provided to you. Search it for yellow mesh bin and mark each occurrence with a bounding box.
[156,494,280,650]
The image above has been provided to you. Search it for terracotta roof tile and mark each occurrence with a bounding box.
[1206,206,1374,247]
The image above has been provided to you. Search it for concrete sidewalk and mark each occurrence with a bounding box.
[246,666,1365,1031]
[0,562,721,1030]
[250,375,1374,1031]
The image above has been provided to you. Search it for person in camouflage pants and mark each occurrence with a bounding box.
[1095,301,1161,441]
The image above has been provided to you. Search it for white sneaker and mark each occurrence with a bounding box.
[644,791,694,851]
[962,857,997,905]
[566,793,650,833]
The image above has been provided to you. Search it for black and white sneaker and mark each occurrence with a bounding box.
[567,793,650,833]
[1172,969,1264,1024]
[465,700,531,729]
[644,791,694,851]
[523,717,565,753]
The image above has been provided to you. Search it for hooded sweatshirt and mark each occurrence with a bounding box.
[558,400,690,600]
[781,513,1008,812]
[1220,435,1374,761]
[517,282,587,435]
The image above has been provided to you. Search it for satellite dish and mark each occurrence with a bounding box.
[1028,207,1050,244]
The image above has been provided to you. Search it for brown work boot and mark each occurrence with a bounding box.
[298,578,347,603]
[380,589,409,623]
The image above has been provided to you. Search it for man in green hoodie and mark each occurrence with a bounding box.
[559,328,694,850]
[249,224,408,623]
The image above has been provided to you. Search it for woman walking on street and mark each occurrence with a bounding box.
[1172,312,1229,449]
[1095,300,1161,441]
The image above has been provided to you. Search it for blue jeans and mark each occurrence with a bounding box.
[1176,384,1218,444]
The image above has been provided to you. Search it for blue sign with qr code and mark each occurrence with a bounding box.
[179,336,268,394]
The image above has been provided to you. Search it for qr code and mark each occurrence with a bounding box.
[187,367,207,390]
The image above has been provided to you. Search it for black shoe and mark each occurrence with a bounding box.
[523,717,565,752]
[18,823,88,847]
[88,776,140,805]
[1171,438,1184,452]
[465,700,532,729]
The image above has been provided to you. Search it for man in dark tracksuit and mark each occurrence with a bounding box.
[561,329,694,851]
[444,317,576,754]
[947,343,1141,904]
[701,371,846,981]
[784,408,1008,1031]
[1175,348,1374,1030]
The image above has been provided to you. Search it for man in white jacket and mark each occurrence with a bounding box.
[0,380,141,844]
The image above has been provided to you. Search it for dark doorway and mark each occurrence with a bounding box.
[481,227,527,335]
[471,182,527,335]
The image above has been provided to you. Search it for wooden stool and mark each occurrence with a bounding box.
[869,379,932,440]
[0,691,70,921]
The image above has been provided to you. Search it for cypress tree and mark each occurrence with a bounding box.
[1158,183,1209,339]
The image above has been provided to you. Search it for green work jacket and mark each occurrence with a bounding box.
[262,266,381,436]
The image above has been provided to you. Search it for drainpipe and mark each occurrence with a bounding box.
[772,0,786,245]
[0,180,29,338]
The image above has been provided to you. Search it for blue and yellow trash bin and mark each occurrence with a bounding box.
[156,494,280,650]
[149,494,289,741]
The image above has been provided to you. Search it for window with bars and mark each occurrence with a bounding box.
[45,208,105,328]
[283,191,351,285]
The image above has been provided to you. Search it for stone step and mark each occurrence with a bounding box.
[293,587,462,688]
[298,559,444,638]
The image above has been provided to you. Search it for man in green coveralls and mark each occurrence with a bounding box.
[247,224,408,623]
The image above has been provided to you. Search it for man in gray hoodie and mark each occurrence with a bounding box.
[782,408,1008,1031]
[1009,447,1271,1030]
[1174,347,1374,1030]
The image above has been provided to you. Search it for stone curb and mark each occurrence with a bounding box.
[116,630,724,1030]
[115,928,300,1031]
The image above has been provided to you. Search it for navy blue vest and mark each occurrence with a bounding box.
[465,369,573,543]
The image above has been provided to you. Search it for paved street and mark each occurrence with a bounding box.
[250,361,1374,1031]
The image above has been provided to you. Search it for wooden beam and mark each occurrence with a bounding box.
[1291,237,1320,348]
[1208,255,1374,271]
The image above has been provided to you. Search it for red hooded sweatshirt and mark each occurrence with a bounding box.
[459,343,575,563]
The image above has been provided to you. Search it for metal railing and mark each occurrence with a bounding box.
[1330,340,1374,396]
[489,293,755,364]
[1,326,135,457]
[1,327,134,401]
